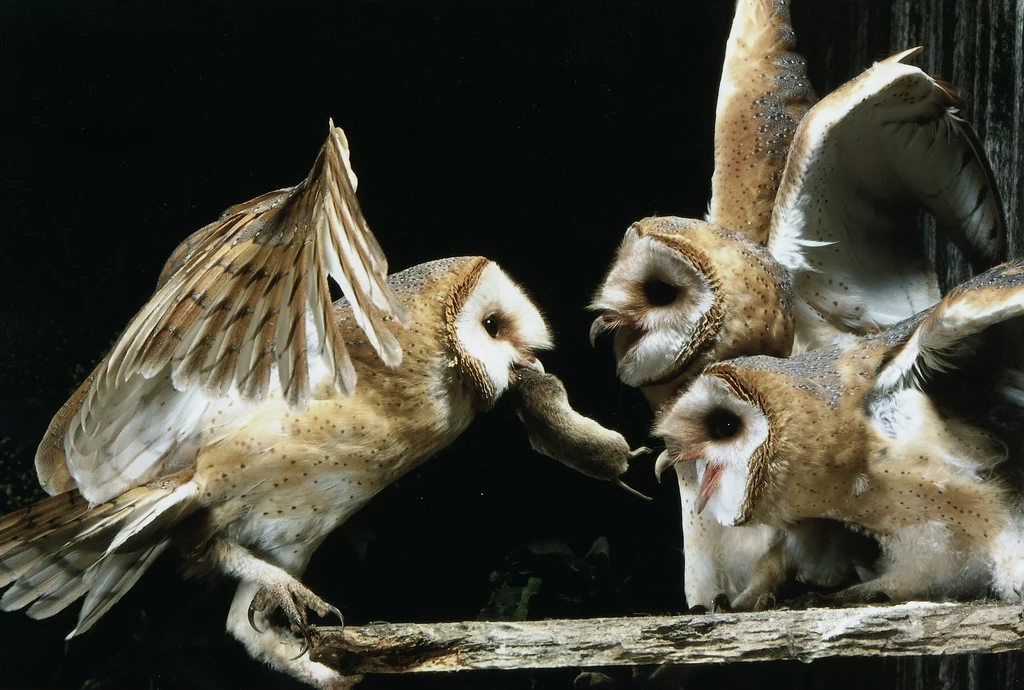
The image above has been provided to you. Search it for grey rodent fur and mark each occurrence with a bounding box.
[512,368,651,500]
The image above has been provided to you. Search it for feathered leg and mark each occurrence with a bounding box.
[215,541,354,689]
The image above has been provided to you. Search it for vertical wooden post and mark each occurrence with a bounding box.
[791,2,1024,687]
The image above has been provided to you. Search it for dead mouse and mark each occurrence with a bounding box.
[511,368,652,500]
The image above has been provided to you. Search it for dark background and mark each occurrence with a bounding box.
[1,2,1018,689]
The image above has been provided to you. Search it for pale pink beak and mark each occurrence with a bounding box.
[653,445,705,482]
[654,451,676,482]
[589,311,623,347]
[513,354,545,373]
[653,443,722,514]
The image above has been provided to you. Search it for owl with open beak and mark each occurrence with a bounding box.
[657,261,1024,606]
[590,0,1006,610]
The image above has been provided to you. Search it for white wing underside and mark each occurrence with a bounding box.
[64,124,407,504]
[867,262,1024,477]
[769,48,1005,352]
[875,261,1024,393]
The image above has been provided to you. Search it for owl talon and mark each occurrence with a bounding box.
[711,593,732,613]
[248,579,340,642]
[247,600,263,632]
[326,603,345,626]
[290,635,310,660]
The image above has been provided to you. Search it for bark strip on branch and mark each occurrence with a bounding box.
[309,601,1024,675]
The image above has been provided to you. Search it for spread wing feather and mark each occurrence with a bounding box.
[58,122,406,503]
[708,0,816,244]
[769,48,1006,351]
[875,261,1024,393]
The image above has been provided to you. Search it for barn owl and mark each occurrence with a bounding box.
[0,124,552,689]
[590,0,1005,611]
[656,260,1024,606]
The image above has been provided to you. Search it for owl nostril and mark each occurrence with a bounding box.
[643,279,679,307]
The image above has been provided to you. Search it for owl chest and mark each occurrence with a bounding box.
[196,389,473,549]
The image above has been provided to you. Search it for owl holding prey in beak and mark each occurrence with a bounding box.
[0,123,553,688]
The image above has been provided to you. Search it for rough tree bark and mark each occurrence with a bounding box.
[309,602,1024,675]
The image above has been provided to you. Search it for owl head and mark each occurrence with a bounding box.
[654,346,863,528]
[590,217,795,397]
[388,256,553,411]
[653,368,773,527]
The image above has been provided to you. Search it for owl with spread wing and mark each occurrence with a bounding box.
[656,261,1024,606]
[0,124,552,688]
[590,0,1006,610]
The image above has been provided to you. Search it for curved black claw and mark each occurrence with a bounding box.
[325,604,345,627]
[291,635,310,660]
[248,599,262,632]
[247,580,344,649]
[711,593,732,613]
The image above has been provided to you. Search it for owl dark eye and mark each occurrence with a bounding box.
[643,279,679,307]
[482,314,500,338]
[706,408,741,440]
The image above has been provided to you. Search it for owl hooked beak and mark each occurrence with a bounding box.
[508,354,545,385]
[655,447,721,514]
[589,310,644,355]
[513,353,545,374]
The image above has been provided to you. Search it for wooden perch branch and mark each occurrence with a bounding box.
[309,602,1024,675]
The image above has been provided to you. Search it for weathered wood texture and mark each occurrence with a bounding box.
[309,602,1024,675]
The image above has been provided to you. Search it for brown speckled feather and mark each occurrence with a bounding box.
[107,122,407,411]
[671,262,1024,605]
[876,260,1024,392]
[709,0,815,243]
[55,124,414,506]
[633,218,794,393]
[34,362,102,495]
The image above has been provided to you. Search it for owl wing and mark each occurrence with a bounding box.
[768,48,1006,349]
[874,261,1024,394]
[53,123,409,504]
[869,262,1024,478]
[708,0,816,245]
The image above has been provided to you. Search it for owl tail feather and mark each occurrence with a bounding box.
[0,481,199,636]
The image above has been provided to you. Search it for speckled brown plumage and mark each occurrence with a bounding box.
[594,0,1008,613]
[660,260,1024,605]
[630,217,794,399]
[1,123,553,690]
[709,0,816,244]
